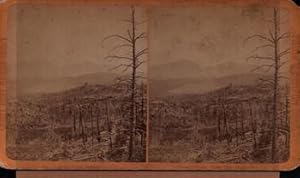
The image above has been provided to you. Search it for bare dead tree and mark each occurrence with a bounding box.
[72,105,77,138]
[96,103,101,143]
[78,105,86,145]
[216,105,221,140]
[192,107,201,144]
[233,105,239,146]
[284,83,290,147]
[103,6,147,161]
[220,86,230,144]
[244,8,290,162]
[105,100,113,151]
[90,104,94,145]
[281,83,289,125]
[136,81,146,147]
[239,103,245,139]
[248,102,257,149]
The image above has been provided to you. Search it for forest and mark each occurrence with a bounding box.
[7,82,147,162]
[149,83,289,163]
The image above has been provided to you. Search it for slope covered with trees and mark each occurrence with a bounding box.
[149,82,289,163]
[7,82,147,162]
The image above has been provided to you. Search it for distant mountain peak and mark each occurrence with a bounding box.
[15,71,119,96]
[150,59,201,80]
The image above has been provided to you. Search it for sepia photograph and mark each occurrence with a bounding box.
[6,5,147,162]
[0,0,299,171]
[148,6,290,163]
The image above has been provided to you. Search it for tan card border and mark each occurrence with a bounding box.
[16,171,280,178]
[0,0,299,171]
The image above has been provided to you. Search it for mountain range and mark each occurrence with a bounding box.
[8,60,278,97]
[9,72,118,96]
[149,60,269,97]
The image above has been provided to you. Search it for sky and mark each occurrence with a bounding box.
[8,5,147,81]
[148,5,290,80]
[7,4,291,95]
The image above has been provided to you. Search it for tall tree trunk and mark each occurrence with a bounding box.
[193,110,200,144]
[222,104,229,144]
[141,83,144,119]
[158,109,164,145]
[235,106,239,147]
[50,108,54,130]
[73,108,77,138]
[105,101,113,151]
[140,83,145,147]
[240,104,245,139]
[222,89,229,143]
[104,5,146,161]
[96,105,101,143]
[271,8,279,162]
[217,108,221,140]
[285,86,289,146]
[249,102,257,149]
[90,105,94,145]
[79,106,85,145]
[128,7,136,161]
[285,90,289,126]
[141,132,144,147]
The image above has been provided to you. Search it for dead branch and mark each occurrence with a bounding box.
[135,61,146,69]
[247,55,274,61]
[105,55,133,61]
[103,34,132,44]
[268,29,275,41]
[258,78,275,85]
[251,44,274,53]
[107,44,132,55]
[278,48,290,58]
[136,48,148,59]
[120,18,148,26]
[244,34,274,44]
[277,32,290,41]
[136,71,145,75]
[278,61,288,69]
[278,75,289,80]
[110,63,132,73]
[135,32,147,42]
[251,64,275,73]
[127,29,133,42]
[135,75,146,80]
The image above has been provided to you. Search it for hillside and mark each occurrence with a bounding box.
[7,83,147,162]
[9,72,118,96]
[149,83,290,163]
[149,73,269,97]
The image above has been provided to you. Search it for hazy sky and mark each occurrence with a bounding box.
[7,5,290,95]
[8,5,146,81]
[148,6,290,79]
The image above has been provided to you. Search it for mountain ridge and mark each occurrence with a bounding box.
[9,71,119,96]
